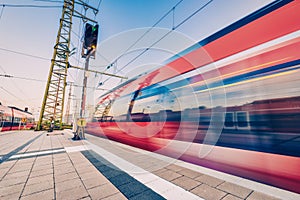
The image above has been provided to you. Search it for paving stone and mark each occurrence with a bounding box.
[27,174,53,186]
[165,164,186,172]
[178,168,203,179]
[88,183,119,199]
[74,163,95,171]
[55,178,83,193]
[80,197,92,200]
[56,184,89,200]
[53,160,72,167]
[20,189,54,200]
[53,159,70,166]
[246,191,281,200]
[0,183,25,197]
[54,171,78,183]
[190,184,227,200]
[22,181,54,196]
[152,168,168,175]
[101,192,127,200]
[7,169,30,178]
[54,166,75,175]
[79,171,103,181]
[82,176,107,189]
[30,168,53,178]
[0,160,17,169]
[222,194,243,200]
[155,169,183,181]
[195,174,224,187]
[35,157,53,165]
[0,168,9,180]
[17,157,36,164]
[32,163,53,172]
[0,191,21,200]
[171,176,201,191]
[75,165,98,174]
[9,163,33,173]
[0,175,28,187]
[217,182,252,199]
[34,161,53,167]
[54,163,74,171]
[72,159,92,166]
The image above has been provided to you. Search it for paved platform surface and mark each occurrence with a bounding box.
[0,130,299,200]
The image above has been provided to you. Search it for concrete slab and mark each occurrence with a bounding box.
[171,176,202,191]
[190,184,227,200]
[195,174,225,187]
[217,182,252,199]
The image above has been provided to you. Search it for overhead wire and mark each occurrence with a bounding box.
[95,0,186,87]
[33,0,63,3]
[0,86,25,103]
[0,4,61,8]
[94,0,102,21]
[0,72,45,106]
[0,74,45,82]
[125,0,213,68]
[101,0,213,85]
[0,5,5,21]
[0,47,50,61]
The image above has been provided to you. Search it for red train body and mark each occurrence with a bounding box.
[87,0,300,193]
[0,105,35,132]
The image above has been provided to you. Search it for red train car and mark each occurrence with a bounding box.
[0,104,35,132]
[87,0,300,193]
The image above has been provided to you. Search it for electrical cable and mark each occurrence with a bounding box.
[34,0,63,3]
[0,65,7,74]
[0,5,5,21]
[0,4,61,8]
[0,86,24,103]
[101,0,213,85]
[121,0,213,72]
[97,0,184,73]
[93,0,102,21]
[0,47,50,61]
[97,0,185,86]
[0,73,45,82]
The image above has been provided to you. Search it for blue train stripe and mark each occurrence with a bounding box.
[136,59,300,100]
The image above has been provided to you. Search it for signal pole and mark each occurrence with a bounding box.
[36,0,98,131]
[73,50,93,140]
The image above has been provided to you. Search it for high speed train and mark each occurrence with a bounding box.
[0,104,35,132]
[86,0,300,193]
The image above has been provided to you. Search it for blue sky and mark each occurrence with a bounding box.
[0,0,273,118]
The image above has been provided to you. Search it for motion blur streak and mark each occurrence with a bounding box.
[87,0,300,193]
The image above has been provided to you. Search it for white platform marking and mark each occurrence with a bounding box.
[85,141,203,200]
[9,148,65,159]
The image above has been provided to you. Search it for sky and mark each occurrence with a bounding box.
[0,0,273,119]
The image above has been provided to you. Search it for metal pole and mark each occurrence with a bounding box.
[80,56,90,118]
[74,50,93,140]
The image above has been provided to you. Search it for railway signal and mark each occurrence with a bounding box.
[82,23,99,58]
[36,0,99,131]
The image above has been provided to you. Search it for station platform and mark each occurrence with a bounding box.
[0,130,299,200]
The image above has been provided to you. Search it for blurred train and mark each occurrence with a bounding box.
[87,0,300,193]
[0,104,35,132]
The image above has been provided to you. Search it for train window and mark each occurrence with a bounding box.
[225,112,234,127]
[6,116,11,121]
[236,112,249,127]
